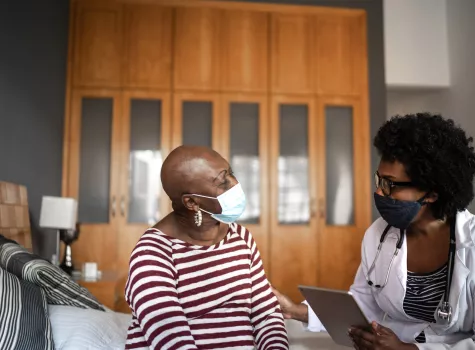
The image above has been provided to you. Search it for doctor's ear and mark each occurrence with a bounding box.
[424,192,438,204]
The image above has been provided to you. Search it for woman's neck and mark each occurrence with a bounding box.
[168,211,226,246]
[408,211,448,237]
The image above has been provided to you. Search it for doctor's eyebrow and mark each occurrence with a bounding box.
[378,172,397,180]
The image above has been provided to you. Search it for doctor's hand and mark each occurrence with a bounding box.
[349,322,418,350]
[271,287,309,323]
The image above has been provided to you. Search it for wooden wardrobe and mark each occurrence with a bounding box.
[62,0,372,305]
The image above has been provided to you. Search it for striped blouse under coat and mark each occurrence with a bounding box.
[124,223,289,350]
[403,264,448,343]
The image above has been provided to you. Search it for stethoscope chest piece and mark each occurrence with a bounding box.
[436,301,452,325]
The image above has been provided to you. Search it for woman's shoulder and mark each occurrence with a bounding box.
[138,227,172,244]
[231,223,256,249]
[131,228,174,257]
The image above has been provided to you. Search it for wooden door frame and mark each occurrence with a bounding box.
[315,95,371,289]
[63,88,122,271]
[220,93,270,267]
[172,92,222,153]
[64,88,122,206]
[269,95,319,301]
[120,90,172,224]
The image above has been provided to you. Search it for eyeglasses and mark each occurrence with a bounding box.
[374,172,415,196]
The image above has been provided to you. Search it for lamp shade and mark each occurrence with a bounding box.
[39,196,77,230]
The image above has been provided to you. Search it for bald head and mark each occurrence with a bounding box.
[161,146,229,204]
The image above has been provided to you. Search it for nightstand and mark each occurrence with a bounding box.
[74,271,122,310]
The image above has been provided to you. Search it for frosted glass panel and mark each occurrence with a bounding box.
[128,99,162,225]
[278,105,309,224]
[182,101,212,147]
[230,103,260,224]
[325,106,354,225]
[78,98,112,223]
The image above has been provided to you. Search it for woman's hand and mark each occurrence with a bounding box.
[349,322,418,350]
[271,287,308,323]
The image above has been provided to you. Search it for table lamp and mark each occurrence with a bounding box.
[39,196,78,275]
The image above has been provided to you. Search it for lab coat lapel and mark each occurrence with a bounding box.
[376,227,407,317]
[432,252,469,330]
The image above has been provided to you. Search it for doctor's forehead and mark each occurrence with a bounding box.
[377,160,410,180]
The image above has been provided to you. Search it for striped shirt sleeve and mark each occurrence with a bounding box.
[243,228,289,350]
[125,235,198,350]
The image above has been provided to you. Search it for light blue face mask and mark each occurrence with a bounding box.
[190,183,247,224]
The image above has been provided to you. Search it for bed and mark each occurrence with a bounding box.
[0,181,132,350]
[0,181,345,350]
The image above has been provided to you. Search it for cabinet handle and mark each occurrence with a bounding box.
[111,196,116,217]
[310,198,317,218]
[120,196,125,217]
[319,198,326,219]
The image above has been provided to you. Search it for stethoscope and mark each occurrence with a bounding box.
[366,219,457,324]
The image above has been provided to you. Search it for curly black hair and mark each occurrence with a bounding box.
[374,113,475,219]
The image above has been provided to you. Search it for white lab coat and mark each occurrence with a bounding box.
[304,210,475,349]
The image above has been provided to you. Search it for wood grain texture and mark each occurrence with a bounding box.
[0,182,32,251]
[173,7,221,91]
[72,0,123,87]
[116,90,172,273]
[65,0,371,300]
[123,5,173,89]
[271,13,314,94]
[269,96,319,302]
[220,94,270,271]
[314,13,366,96]
[220,10,269,93]
[67,89,122,271]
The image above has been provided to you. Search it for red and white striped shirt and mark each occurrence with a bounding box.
[125,223,289,350]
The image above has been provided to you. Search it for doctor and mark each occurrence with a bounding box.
[273,113,475,349]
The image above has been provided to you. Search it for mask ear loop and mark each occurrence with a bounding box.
[417,192,433,206]
[182,194,219,217]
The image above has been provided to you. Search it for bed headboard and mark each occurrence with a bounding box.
[0,181,32,250]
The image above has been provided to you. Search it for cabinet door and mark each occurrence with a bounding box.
[221,94,270,269]
[220,11,269,93]
[123,5,173,89]
[65,89,121,270]
[314,12,367,96]
[174,8,221,91]
[72,1,122,87]
[315,97,371,290]
[172,93,222,152]
[117,91,172,273]
[270,14,314,94]
[269,96,319,302]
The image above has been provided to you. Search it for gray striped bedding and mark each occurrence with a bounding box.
[0,234,107,349]
[0,268,54,350]
[0,238,104,311]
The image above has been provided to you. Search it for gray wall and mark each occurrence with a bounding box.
[0,0,69,255]
[386,0,475,212]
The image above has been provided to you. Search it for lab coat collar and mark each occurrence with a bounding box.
[454,210,475,250]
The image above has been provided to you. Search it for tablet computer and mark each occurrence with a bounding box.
[299,285,370,348]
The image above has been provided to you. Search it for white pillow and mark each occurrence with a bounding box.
[48,305,132,350]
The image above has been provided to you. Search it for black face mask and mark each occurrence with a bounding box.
[374,193,428,229]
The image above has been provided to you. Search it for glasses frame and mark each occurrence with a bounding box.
[374,171,415,196]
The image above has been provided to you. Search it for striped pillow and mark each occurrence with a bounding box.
[0,267,54,350]
[0,240,105,311]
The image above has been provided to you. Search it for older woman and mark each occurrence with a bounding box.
[274,113,475,349]
[125,146,288,350]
